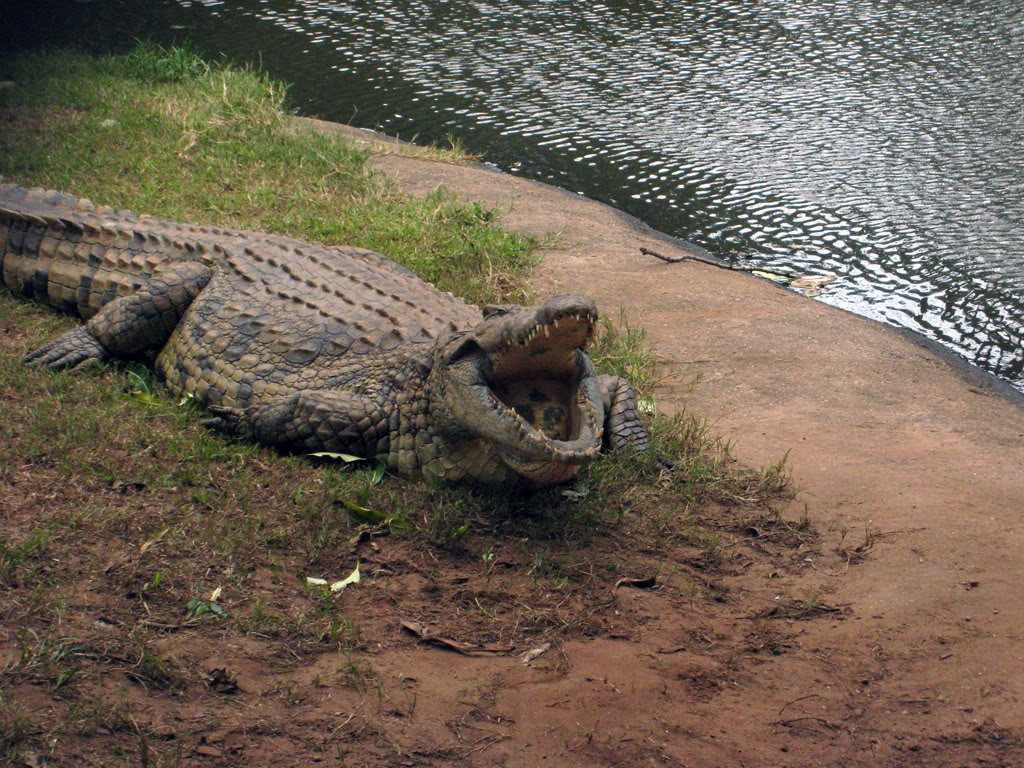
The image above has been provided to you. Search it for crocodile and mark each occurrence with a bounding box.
[0,183,649,486]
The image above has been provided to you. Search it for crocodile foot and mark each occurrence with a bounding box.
[600,374,651,453]
[203,405,250,436]
[23,327,110,372]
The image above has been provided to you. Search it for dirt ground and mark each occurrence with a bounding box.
[333,123,1024,767]
[3,121,1023,768]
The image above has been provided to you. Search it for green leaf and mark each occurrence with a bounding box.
[369,461,387,486]
[387,515,414,534]
[126,369,151,395]
[186,597,226,619]
[308,451,365,463]
[341,499,388,524]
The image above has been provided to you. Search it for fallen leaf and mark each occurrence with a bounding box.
[127,369,152,395]
[340,499,388,524]
[309,451,364,462]
[330,562,361,593]
[305,562,362,593]
[521,642,552,664]
[752,270,791,283]
[615,576,658,589]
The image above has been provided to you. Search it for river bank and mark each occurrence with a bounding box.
[327,118,1024,765]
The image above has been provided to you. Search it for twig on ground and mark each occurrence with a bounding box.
[641,246,802,278]
[773,716,843,734]
[808,554,853,577]
[324,700,364,745]
[778,693,825,716]
[873,527,927,538]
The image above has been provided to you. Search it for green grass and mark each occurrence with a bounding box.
[0,43,537,305]
[589,308,658,396]
[0,44,800,765]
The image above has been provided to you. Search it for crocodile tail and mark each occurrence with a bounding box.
[0,183,154,318]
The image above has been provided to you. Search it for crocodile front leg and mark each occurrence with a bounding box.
[23,263,213,371]
[204,390,395,465]
[599,374,650,453]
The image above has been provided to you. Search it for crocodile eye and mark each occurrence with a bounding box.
[481,304,512,319]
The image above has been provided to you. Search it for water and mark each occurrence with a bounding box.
[22,0,1024,391]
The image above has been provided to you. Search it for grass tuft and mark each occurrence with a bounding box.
[116,41,212,83]
[589,308,658,397]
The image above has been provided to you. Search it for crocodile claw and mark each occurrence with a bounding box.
[23,327,109,372]
[203,405,248,436]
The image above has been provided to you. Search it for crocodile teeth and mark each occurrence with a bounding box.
[544,325,551,338]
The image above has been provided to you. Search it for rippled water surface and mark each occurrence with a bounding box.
[43,0,1024,390]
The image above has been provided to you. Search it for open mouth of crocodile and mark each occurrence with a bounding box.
[481,306,604,482]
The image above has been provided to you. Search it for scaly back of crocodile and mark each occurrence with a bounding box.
[0,183,481,341]
[3,183,650,484]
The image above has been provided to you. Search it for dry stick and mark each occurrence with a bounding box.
[807,554,853,578]
[640,246,801,278]
[778,693,825,716]
[775,716,843,731]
